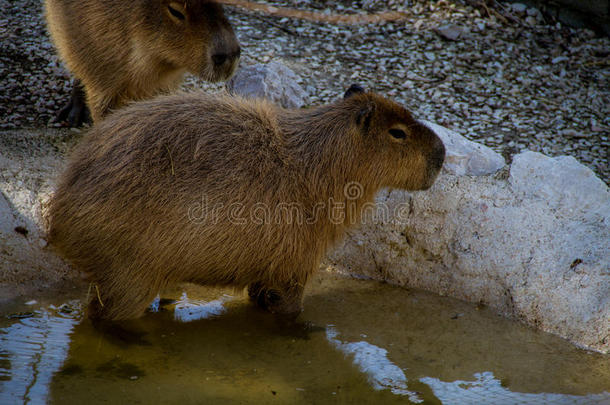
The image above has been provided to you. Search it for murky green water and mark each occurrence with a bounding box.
[1,272,608,404]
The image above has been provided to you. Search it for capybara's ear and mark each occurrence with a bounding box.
[344,84,365,99]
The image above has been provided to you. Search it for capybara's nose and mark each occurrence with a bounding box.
[212,52,227,66]
[212,47,240,67]
[418,121,445,172]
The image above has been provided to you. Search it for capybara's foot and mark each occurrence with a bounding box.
[86,281,157,321]
[247,282,303,319]
[248,282,281,310]
[87,295,105,321]
[56,79,91,127]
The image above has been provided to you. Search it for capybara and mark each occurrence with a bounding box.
[48,85,445,321]
[45,0,241,125]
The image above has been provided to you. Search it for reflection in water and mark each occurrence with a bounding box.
[0,309,78,404]
[326,325,422,402]
[0,273,608,404]
[173,293,232,323]
[421,372,610,405]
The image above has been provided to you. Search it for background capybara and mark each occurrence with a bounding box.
[48,85,445,321]
[45,0,241,125]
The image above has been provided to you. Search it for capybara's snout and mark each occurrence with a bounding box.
[207,26,241,81]
[419,122,446,190]
[430,132,446,173]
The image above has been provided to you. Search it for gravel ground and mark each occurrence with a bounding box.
[1,0,608,182]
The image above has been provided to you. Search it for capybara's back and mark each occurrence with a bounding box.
[48,87,445,321]
[45,0,240,123]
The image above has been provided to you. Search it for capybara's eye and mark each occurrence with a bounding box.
[167,4,186,21]
[266,290,282,305]
[389,128,407,140]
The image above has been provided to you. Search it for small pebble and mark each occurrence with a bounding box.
[510,3,527,13]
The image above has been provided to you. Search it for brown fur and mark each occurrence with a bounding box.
[45,0,240,122]
[48,88,445,320]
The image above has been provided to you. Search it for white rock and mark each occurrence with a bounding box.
[526,7,541,17]
[326,150,610,353]
[227,61,309,109]
[509,151,609,217]
[422,121,505,176]
[0,141,74,303]
[552,56,569,64]
[434,24,465,41]
[0,190,71,302]
[424,52,436,61]
[510,3,528,13]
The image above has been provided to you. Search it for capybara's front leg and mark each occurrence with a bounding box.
[247,281,305,319]
[56,79,91,127]
[87,277,160,321]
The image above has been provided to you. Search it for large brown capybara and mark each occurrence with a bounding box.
[48,85,445,321]
[45,0,240,125]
